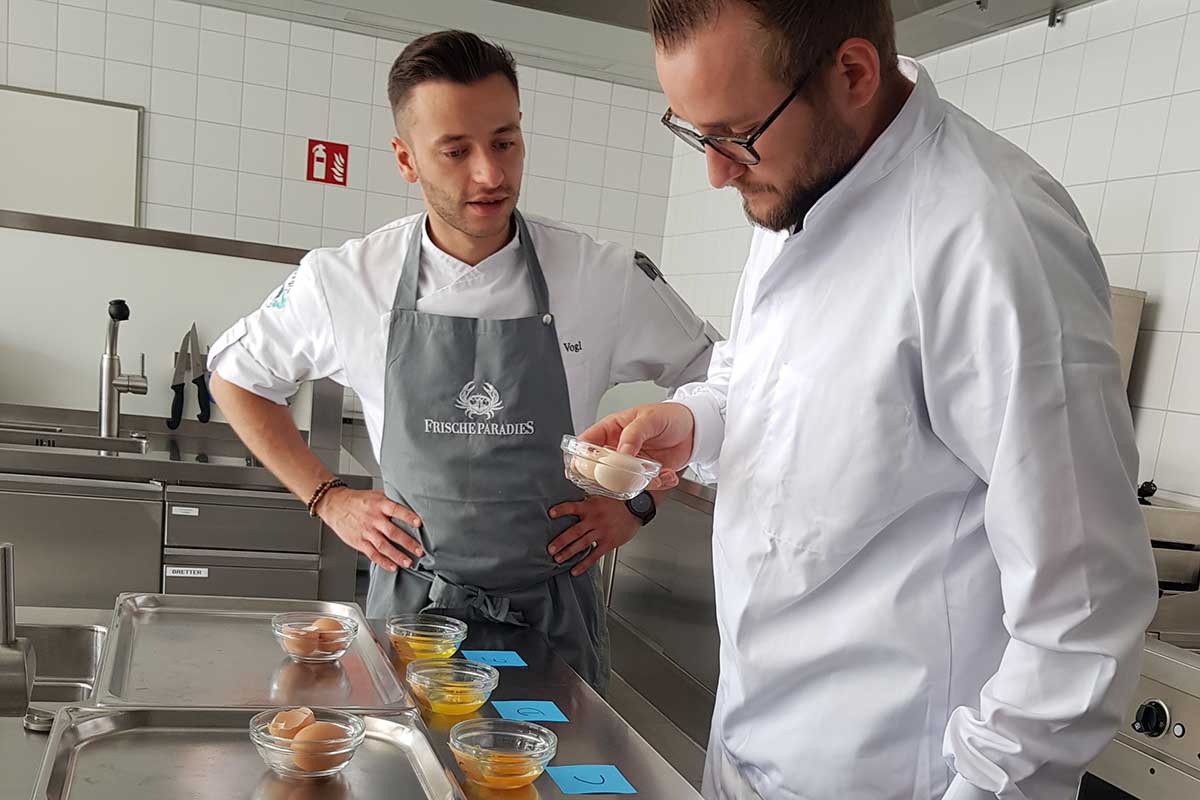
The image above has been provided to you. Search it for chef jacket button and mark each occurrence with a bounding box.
[542,314,553,326]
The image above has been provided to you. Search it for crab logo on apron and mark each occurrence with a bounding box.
[455,381,505,420]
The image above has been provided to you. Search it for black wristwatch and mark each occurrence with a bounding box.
[625,491,656,526]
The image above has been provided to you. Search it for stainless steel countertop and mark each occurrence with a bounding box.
[0,403,371,491]
[366,618,705,799]
[2,608,701,799]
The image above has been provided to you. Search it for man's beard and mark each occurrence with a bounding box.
[420,174,518,239]
[735,112,860,232]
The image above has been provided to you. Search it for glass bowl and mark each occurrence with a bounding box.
[560,435,661,500]
[249,706,366,780]
[406,658,499,716]
[271,613,358,663]
[449,718,557,789]
[387,613,468,662]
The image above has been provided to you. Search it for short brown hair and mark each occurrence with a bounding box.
[387,30,519,114]
[649,0,898,88]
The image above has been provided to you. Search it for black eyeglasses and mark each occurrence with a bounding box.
[661,76,810,166]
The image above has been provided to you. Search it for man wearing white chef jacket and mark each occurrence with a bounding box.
[583,1,1158,797]
[208,30,718,691]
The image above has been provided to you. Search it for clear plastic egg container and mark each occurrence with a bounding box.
[560,435,661,500]
[449,718,557,790]
[249,706,366,780]
[271,612,358,663]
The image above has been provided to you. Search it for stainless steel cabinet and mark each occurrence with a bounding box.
[0,473,161,607]
[162,486,325,600]
[607,481,720,749]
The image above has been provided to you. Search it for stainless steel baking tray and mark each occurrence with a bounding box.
[94,593,411,709]
[31,706,466,800]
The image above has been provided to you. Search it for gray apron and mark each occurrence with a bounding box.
[367,212,609,691]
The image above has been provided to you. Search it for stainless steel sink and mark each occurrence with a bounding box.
[1,609,111,800]
[17,621,107,706]
[0,427,147,454]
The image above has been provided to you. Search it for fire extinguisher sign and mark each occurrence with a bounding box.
[307,139,349,186]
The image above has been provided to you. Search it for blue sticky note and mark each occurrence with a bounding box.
[547,765,637,795]
[492,700,568,723]
[461,650,527,667]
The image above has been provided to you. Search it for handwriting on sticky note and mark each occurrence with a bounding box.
[492,700,569,723]
[546,765,637,795]
[460,650,527,667]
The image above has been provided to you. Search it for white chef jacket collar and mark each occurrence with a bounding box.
[798,56,944,233]
[420,213,523,274]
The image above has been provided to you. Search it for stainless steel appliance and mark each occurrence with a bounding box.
[1084,500,1200,799]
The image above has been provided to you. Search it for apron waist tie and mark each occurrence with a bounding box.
[426,572,528,627]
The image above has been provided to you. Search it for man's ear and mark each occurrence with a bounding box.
[392,134,419,185]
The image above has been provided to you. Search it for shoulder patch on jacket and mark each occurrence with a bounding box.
[633,251,663,281]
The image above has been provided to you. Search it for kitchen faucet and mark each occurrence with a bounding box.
[0,543,35,716]
[99,299,147,439]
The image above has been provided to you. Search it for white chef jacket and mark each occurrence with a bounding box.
[210,214,717,459]
[672,58,1157,800]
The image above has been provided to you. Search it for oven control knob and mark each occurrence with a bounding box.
[1132,701,1168,737]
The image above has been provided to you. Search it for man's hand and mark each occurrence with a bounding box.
[579,402,696,490]
[547,496,643,577]
[317,487,424,572]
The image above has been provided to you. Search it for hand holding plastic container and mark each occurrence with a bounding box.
[560,435,662,500]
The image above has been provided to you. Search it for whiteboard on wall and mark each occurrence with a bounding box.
[0,87,141,226]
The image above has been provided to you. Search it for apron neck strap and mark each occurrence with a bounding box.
[392,212,551,315]
[513,211,551,316]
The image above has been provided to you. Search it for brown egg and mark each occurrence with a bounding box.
[291,721,352,772]
[310,617,349,653]
[268,707,315,739]
[282,624,321,657]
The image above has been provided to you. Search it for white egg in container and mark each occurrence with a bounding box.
[560,435,662,500]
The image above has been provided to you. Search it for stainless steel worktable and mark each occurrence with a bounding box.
[368,617,705,799]
[1,608,702,799]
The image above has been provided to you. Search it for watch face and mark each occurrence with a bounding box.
[629,493,653,514]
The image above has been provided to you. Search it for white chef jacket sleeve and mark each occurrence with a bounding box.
[609,251,720,390]
[915,181,1158,799]
[207,253,345,405]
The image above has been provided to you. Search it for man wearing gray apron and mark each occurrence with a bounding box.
[372,211,607,687]
[208,31,718,694]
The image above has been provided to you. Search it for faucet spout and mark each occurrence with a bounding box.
[99,299,145,440]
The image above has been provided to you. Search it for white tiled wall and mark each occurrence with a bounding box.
[659,0,1200,502]
[2,0,674,260]
[922,0,1200,502]
[658,144,750,339]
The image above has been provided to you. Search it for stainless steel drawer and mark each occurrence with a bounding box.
[162,548,320,600]
[165,485,319,553]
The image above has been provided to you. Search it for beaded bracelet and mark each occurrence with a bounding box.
[307,477,346,517]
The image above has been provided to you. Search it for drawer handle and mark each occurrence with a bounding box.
[171,506,200,517]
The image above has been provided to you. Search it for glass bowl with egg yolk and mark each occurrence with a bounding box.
[560,434,662,501]
[386,612,468,662]
[405,658,499,716]
[449,718,557,790]
[271,612,358,663]
[249,706,366,780]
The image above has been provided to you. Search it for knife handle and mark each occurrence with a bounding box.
[167,384,184,430]
[194,375,212,423]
